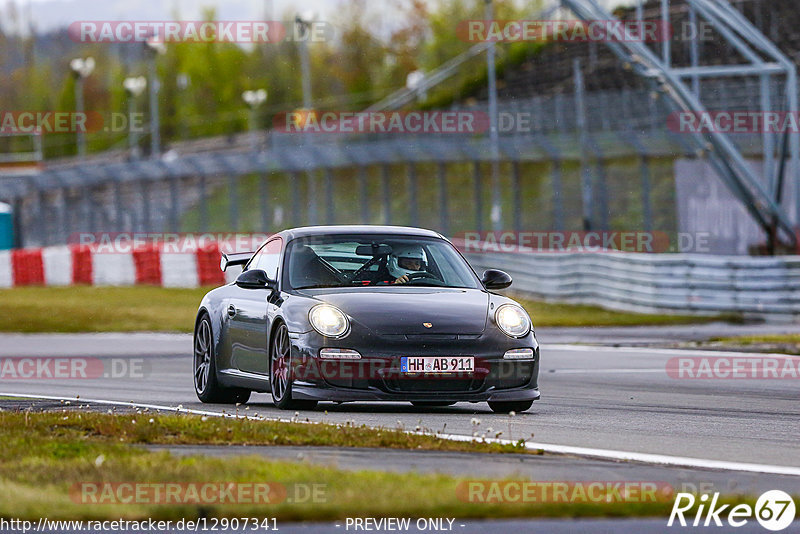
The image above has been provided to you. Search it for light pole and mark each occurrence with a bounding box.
[242,89,268,152]
[144,37,166,158]
[123,76,147,159]
[406,70,426,101]
[69,57,95,157]
[295,11,316,109]
[484,0,501,231]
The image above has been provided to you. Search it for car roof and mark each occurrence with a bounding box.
[275,225,445,241]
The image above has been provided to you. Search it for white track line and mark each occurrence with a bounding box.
[0,392,300,423]
[545,369,665,374]
[545,344,800,359]
[3,391,800,477]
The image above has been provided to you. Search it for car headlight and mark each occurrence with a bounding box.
[309,304,350,338]
[495,304,531,338]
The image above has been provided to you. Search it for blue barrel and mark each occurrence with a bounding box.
[0,202,13,250]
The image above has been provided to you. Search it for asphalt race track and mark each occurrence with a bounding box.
[1,330,798,468]
[2,329,799,531]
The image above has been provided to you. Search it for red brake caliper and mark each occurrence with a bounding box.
[275,356,287,381]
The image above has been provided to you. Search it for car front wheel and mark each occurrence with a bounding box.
[270,322,317,410]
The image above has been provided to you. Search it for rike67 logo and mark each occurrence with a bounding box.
[668,490,796,531]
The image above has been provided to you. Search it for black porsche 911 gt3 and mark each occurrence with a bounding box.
[193,225,540,413]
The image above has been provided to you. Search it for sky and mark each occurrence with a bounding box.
[2,0,637,35]
[2,0,341,34]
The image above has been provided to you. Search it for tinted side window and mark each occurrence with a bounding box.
[253,238,283,279]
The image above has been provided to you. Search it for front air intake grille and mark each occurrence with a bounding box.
[381,378,482,393]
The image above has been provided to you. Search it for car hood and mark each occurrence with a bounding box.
[296,287,489,335]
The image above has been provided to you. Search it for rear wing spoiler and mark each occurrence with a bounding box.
[220,251,254,272]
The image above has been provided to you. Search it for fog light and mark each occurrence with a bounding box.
[319,348,362,360]
[503,348,534,360]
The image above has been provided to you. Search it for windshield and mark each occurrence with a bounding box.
[284,234,479,290]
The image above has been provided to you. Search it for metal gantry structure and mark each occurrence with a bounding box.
[561,0,800,248]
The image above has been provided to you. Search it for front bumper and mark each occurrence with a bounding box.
[291,383,541,403]
[287,328,540,403]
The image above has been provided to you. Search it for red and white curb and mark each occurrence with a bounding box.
[0,244,242,288]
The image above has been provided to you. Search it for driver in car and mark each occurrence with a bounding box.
[384,244,427,284]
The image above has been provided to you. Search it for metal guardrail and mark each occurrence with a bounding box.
[466,250,800,318]
[8,238,800,318]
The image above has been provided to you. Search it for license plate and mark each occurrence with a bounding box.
[400,356,474,373]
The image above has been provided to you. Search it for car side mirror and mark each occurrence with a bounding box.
[235,269,276,290]
[482,269,512,290]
